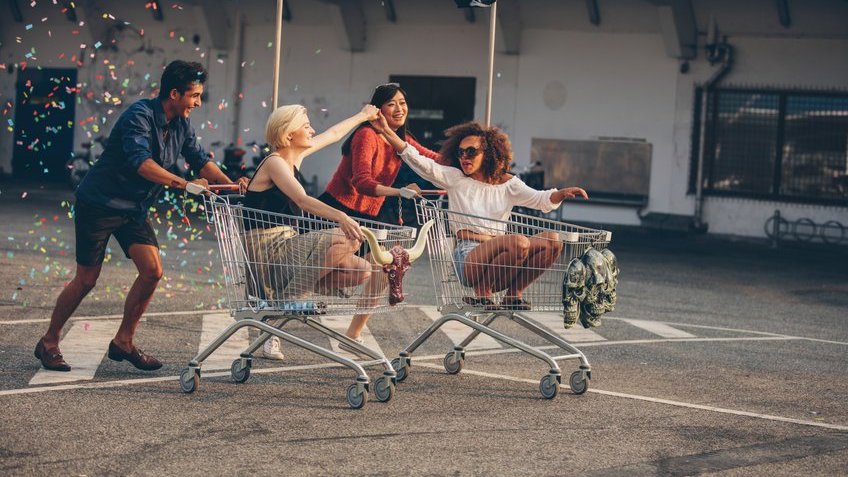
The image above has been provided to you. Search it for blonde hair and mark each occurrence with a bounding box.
[265,105,308,150]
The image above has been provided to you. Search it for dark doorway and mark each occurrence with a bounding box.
[12,68,77,181]
[389,75,476,150]
[385,75,475,226]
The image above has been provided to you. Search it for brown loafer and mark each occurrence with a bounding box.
[34,339,71,372]
[107,341,162,371]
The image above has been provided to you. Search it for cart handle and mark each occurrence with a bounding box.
[209,184,242,192]
[185,183,242,195]
[398,188,447,199]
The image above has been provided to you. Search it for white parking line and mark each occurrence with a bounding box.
[413,362,848,432]
[604,316,848,346]
[30,320,120,385]
[197,313,250,371]
[418,306,501,350]
[614,318,696,338]
[1,309,210,325]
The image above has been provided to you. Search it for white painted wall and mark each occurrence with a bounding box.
[1,0,846,239]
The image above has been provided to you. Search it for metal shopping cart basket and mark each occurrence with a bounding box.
[391,193,615,398]
[179,184,421,408]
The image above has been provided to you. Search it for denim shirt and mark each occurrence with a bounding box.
[75,98,209,221]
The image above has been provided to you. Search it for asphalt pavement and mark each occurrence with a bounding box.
[1,182,846,476]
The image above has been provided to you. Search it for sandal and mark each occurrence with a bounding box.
[501,297,532,311]
[462,296,498,310]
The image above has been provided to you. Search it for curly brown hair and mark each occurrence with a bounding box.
[439,121,512,183]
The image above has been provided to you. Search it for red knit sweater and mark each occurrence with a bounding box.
[324,126,441,217]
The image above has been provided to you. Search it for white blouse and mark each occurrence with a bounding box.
[399,144,561,235]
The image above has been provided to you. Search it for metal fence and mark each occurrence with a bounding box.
[690,86,848,205]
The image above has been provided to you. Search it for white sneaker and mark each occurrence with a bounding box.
[260,337,285,360]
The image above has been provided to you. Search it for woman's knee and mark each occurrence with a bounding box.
[511,235,531,258]
[539,232,564,255]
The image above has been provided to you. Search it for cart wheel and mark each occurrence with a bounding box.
[443,352,464,375]
[179,368,199,394]
[230,358,251,383]
[391,358,409,383]
[346,383,367,409]
[569,370,589,395]
[373,376,395,403]
[539,374,560,399]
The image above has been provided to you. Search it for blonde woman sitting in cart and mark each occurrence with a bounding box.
[370,114,588,310]
[243,104,380,359]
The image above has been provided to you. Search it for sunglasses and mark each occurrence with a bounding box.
[456,146,481,159]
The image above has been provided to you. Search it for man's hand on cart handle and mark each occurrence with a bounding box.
[184,179,209,195]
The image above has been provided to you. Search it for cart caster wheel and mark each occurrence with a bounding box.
[374,376,395,403]
[346,383,367,409]
[569,370,589,395]
[230,358,251,383]
[539,374,560,399]
[180,368,199,394]
[391,358,408,383]
[443,352,464,375]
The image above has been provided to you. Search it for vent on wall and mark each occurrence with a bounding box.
[530,138,651,206]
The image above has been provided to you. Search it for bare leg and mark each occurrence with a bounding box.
[314,230,371,291]
[41,263,102,348]
[113,244,162,350]
[506,231,563,297]
[316,254,372,290]
[462,235,530,298]
[346,253,388,339]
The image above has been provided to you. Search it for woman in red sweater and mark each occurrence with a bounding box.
[319,83,440,224]
[319,83,440,349]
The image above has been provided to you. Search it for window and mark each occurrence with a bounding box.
[690,87,848,204]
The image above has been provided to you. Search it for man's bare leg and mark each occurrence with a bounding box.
[112,244,162,350]
[41,263,102,348]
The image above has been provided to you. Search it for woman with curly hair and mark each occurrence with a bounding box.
[370,116,589,309]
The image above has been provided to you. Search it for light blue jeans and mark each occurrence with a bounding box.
[452,239,481,287]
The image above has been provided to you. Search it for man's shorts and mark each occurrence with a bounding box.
[74,201,159,266]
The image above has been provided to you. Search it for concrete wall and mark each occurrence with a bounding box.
[2,0,847,238]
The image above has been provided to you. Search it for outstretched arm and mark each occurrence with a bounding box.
[510,180,588,213]
[370,112,407,152]
[371,112,459,190]
[551,187,589,203]
[305,104,379,157]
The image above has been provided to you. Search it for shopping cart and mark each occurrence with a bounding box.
[391,193,613,398]
[179,184,422,408]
